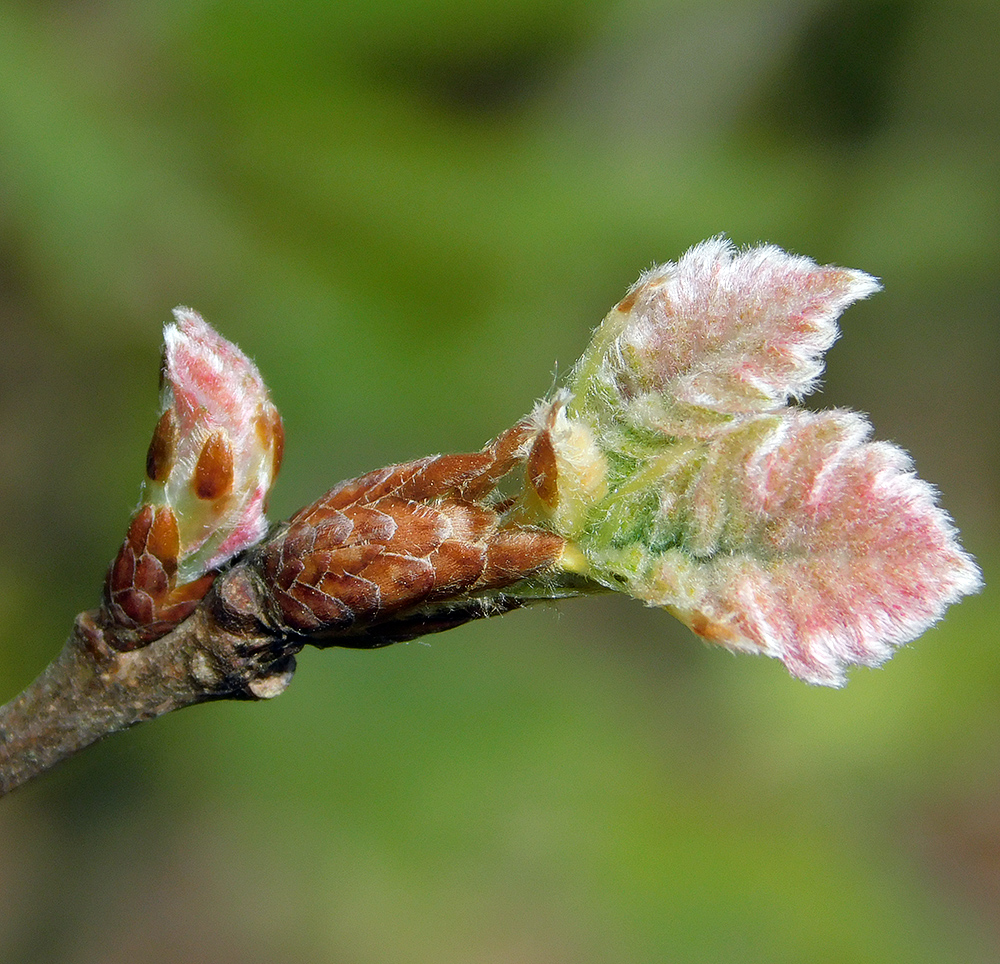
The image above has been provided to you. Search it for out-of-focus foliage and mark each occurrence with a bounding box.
[0,1,997,961]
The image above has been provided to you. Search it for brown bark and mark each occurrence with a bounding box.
[0,606,296,796]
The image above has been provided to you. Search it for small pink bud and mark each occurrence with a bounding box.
[149,308,284,579]
[103,309,283,646]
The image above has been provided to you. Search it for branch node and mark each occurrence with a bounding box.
[74,609,119,666]
[245,655,297,700]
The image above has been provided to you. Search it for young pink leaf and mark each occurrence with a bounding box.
[608,237,881,414]
[634,408,982,686]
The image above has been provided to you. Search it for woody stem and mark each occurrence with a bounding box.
[0,605,296,796]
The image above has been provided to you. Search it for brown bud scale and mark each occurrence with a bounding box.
[145,503,180,574]
[526,430,559,508]
[193,431,235,500]
[252,428,565,644]
[261,406,286,479]
[102,503,218,650]
[146,409,178,482]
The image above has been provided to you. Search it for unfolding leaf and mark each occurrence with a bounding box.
[627,409,981,685]
[572,237,881,432]
[524,238,981,685]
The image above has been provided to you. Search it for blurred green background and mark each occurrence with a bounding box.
[1,0,998,961]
